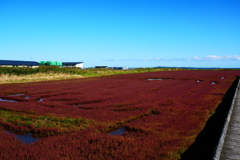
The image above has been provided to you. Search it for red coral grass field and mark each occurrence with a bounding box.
[0,70,239,159]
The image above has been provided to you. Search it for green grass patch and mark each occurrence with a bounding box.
[0,110,94,131]
[0,66,186,77]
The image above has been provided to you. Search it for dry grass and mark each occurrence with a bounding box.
[0,73,84,84]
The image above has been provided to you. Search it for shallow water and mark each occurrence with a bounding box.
[147,79,162,81]
[10,94,24,96]
[0,99,17,102]
[108,127,126,136]
[37,99,44,102]
[5,131,39,144]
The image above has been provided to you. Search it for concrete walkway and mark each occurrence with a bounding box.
[215,79,240,160]
[220,90,240,160]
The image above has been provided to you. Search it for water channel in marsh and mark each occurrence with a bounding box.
[5,130,39,144]
[108,127,126,136]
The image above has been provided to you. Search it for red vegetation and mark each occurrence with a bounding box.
[0,70,239,159]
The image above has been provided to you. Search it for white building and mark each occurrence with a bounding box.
[62,62,84,69]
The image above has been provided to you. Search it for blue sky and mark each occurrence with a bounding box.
[0,0,240,68]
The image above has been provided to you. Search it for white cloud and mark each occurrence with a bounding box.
[205,55,222,60]
[118,55,240,62]
[182,55,240,61]
[120,58,151,61]
[154,58,164,61]
[203,55,240,61]
[192,56,203,61]
[143,58,151,61]
[225,55,240,60]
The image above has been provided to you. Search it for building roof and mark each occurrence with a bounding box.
[62,62,83,65]
[95,66,108,68]
[0,60,40,66]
